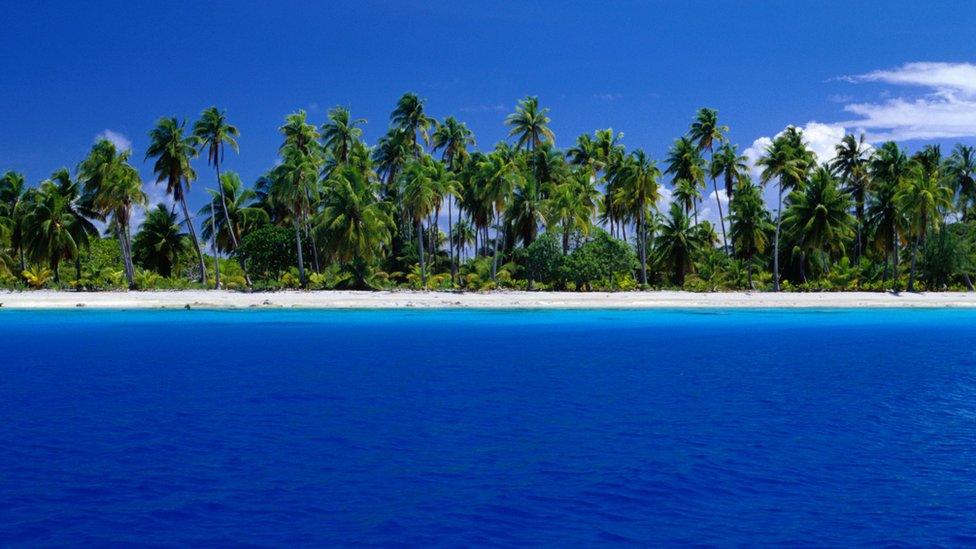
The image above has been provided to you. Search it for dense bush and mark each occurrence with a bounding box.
[563,231,637,291]
[520,232,564,288]
[237,226,297,280]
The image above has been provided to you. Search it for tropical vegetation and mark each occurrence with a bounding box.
[2,97,975,292]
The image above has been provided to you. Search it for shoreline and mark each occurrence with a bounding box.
[2,290,976,310]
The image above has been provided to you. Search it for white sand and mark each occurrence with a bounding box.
[1,290,975,309]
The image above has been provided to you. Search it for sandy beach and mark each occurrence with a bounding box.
[1,290,975,309]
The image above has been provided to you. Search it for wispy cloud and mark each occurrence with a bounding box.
[593,92,623,102]
[836,61,976,141]
[95,129,131,151]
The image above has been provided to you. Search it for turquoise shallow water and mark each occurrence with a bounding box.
[1,308,975,545]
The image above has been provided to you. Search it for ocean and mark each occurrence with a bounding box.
[2,308,975,545]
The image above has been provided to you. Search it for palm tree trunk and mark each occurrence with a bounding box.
[491,210,501,281]
[693,199,699,225]
[638,204,647,286]
[712,176,728,252]
[210,198,221,289]
[215,163,238,249]
[117,231,132,287]
[562,225,570,255]
[892,229,900,294]
[306,222,321,273]
[908,231,919,292]
[448,197,455,285]
[123,226,136,289]
[773,185,783,292]
[416,219,426,288]
[293,217,305,287]
[75,255,82,282]
[179,193,207,284]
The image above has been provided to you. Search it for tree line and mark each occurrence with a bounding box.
[1,94,974,292]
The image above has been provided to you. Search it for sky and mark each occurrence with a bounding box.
[3,0,976,228]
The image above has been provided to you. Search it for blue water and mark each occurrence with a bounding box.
[2,308,976,546]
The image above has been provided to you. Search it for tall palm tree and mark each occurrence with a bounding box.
[193,107,241,254]
[655,202,704,286]
[867,142,912,291]
[711,142,748,200]
[728,176,774,287]
[782,167,855,282]
[664,137,706,224]
[689,108,730,251]
[0,171,28,272]
[400,160,438,287]
[756,127,814,290]
[391,92,435,157]
[321,106,366,167]
[566,132,601,176]
[199,172,269,254]
[828,133,873,262]
[611,150,661,286]
[505,96,555,151]
[146,117,207,283]
[132,204,190,277]
[475,151,520,279]
[947,144,976,221]
[272,143,322,287]
[315,165,394,287]
[77,139,146,287]
[896,162,952,291]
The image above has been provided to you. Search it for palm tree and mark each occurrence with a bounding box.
[664,137,706,224]
[505,96,555,151]
[272,144,321,286]
[867,142,912,291]
[321,106,366,167]
[548,170,596,254]
[611,150,661,286]
[947,144,976,221]
[21,174,98,283]
[689,108,730,251]
[829,134,873,261]
[566,132,601,175]
[199,172,269,254]
[391,92,435,157]
[431,116,475,172]
[0,171,28,272]
[782,167,855,282]
[728,176,773,287]
[132,204,190,277]
[756,127,814,290]
[315,165,394,287]
[77,139,146,287]
[400,160,438,287]
[655,202,703,285]
[193,107,241,255]
[451,218,476,261]
[146,117,207,283]
[896,162,952,291]
[279,110,319,155]
[671,178,701,218]
[711,142,748,200]
[475,151,520,279]
[506,178,546,248]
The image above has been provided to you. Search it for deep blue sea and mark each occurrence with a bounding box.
[2,308,976,546]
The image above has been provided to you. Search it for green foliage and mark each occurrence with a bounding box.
[921,226,971,289]
[519,232,565,288]
[563,230,637,291]
[22,265,53,289]
[237,225,297,280]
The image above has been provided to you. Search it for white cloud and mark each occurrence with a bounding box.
[843,62,976,96]
[593,92,623,101]
[836,61,976,141]
[95,129,131,151]
[459,103,507,113]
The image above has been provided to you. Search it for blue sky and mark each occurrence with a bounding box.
[3,1,976,224]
